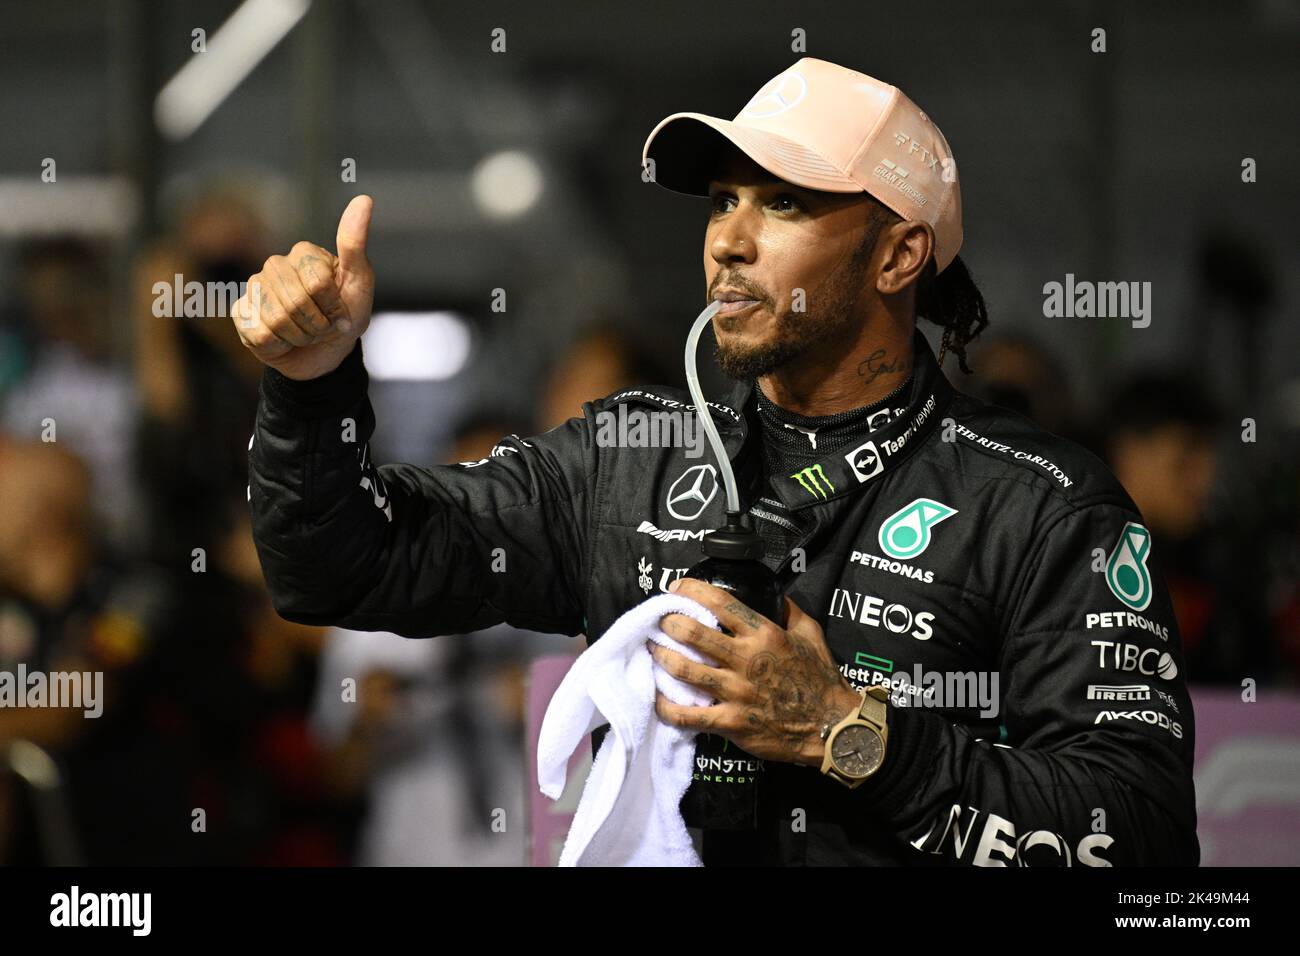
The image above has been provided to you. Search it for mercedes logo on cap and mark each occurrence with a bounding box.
[740,70,808,119]
[666,464,719,521]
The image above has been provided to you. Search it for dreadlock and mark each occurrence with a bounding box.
[865,197,989,374]
[914,254,989,374]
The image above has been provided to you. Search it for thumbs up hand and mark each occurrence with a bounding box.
[231,195,376,381]
[334,193,375,328]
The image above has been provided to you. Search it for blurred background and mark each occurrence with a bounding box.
[0,0,1297,865]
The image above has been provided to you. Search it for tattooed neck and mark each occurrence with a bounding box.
[856,347,912,386]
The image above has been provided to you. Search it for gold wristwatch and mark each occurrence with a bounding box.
[819,685,889,788]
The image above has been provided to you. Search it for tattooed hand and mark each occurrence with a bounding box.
[231,195,375,381]
[651,579,863,767]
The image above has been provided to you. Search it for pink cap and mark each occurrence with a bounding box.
[642,57,963,273]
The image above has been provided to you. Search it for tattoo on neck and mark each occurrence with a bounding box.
[857,348,911,385]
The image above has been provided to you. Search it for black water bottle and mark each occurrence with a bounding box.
[677,515,787,830]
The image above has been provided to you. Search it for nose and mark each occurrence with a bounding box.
[708,204,758,269]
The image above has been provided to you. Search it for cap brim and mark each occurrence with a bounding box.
[641,112,863,196]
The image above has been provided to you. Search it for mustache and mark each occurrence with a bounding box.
[710,279,768,303]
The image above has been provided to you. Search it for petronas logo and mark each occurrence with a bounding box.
[1106,522,1153,611]
[878,498,957,560]
[792,464,835,500]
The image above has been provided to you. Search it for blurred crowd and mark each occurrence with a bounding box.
[0,193,611,865]
[1,194,1298,865]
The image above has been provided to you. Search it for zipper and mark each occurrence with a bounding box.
[748,504,801,534]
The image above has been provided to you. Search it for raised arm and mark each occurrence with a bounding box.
[235,198,595,638]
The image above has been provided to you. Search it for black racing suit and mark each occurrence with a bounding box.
[248,329,1200,866]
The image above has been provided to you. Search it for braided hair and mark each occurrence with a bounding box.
[865,199,989,373]
[914,254,989,374]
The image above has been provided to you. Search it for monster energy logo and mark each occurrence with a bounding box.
[792,464,835,499]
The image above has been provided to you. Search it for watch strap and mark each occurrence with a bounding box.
[820,685,889,787]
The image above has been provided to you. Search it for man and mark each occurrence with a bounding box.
[236,58,1199,865]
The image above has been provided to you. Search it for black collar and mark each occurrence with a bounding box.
[710,328,956,510]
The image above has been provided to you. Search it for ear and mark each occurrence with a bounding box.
[875,221,935,296]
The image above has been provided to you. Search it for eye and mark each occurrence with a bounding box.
[772,193,803,212]
[709,192,735,214]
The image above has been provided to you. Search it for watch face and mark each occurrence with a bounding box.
[831,724,884,778]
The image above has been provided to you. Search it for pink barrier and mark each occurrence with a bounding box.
[524,654,589,867]
[524,669,1300,867]
[1190,686,1300,866]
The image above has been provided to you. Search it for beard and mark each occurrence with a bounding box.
[714,303,856,380]
[713,219,882,381]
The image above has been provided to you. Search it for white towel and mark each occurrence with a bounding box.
[537,593,721,867]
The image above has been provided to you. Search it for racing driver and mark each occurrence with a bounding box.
[236,58,1199,866]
